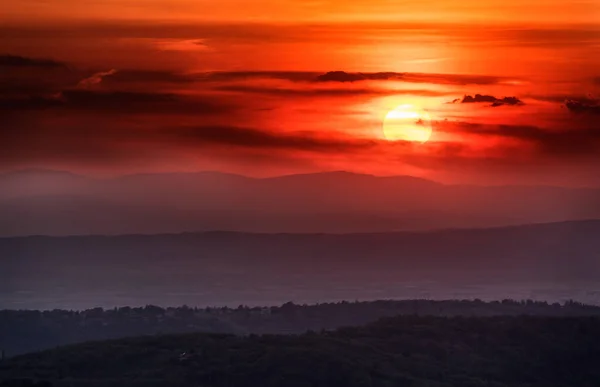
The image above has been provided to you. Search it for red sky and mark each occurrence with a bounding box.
[1,0,600,185]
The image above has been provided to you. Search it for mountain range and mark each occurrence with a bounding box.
[1,169,599,236]
[2,220,600,310]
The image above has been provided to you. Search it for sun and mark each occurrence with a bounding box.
[383,104,432,143]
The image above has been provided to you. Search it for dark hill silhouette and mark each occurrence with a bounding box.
[1,299,599,357]
[2,314,600,387]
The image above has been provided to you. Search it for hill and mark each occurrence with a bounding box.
[3,220,600,311]
[3,299,600,357]
[2,220,600,311]
[2,315,600,387]
[1,170,600,235]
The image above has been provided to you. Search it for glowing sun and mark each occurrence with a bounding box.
[383,104,432,143]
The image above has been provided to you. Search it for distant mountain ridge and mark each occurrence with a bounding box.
[1,169,599,236]
[2,219,600,311]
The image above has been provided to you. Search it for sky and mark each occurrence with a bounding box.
[1,0,600,185]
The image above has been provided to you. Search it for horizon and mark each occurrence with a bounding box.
[2,165,600,237]
[2,218,599,239]
[4,167,600,189]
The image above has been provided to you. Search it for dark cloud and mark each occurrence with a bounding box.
[564,98,600,115]
[316,71,402,83]
[61,89,177,106]
[200,71,318,83]
[0,54,79,97]
[0,119,375,168]
[217,84,376,97]
[0,54,66,69]
[403,73,508,85]
[525,94,585,103]
[163,125,375,152]
[314,71,507,85]
[216,85,448,98]
[101,69,196,84]
[1,89,236,115]
[0,52,510,104]
[0,80,63,98]
[495,125,600,155]
[439,120,600,157]
[2,114,599,181]
[460,94,523,107]
[0,95,63,111]
[461,94,497,103]
[174,70,506,86]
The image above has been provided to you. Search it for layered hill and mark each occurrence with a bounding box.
[2,169,599,235]
[2,315,600,387]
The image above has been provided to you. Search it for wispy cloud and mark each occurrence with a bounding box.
[216,84,449,98]
[438,120,600,157]
[77,69,118,88]
[153,39,210,51]
[314,71,510,85]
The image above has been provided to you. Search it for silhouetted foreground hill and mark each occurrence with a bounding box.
[3,299,600,357]
[2,315,600,387]
[2,169,600,235]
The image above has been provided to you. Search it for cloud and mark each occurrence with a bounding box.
[0,54,78,97]
[69,89,235,114]
[314,71,508,85]
[1,89,236,116]
[199,71,318,83]
[0,51,595,180]
[3,111,599,184]
[0,120,375,169]
[461,94,497,103]
[216,84,448,98]
[153,39,209,51]
[187,71,506,86]
[404,73,510,85]
[460,94,523,107]
[0,81,61,97]
[0,54,66,68]
[438,120,600,157]
[0,95,63,111]
[316,71,403,83]
[564,98,600,115]
[77,69,118,88]
[62,89,176,104]
[161,125,375,153]
[100,69,196,84]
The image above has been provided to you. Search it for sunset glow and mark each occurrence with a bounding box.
[383,105,432,143]
[4,2,600,382]
[0,0,599,185]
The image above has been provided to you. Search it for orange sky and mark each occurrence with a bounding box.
[3,0,599,24]
[1,0,600,185]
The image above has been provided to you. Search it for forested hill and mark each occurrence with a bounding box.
[2,299,600,357]
[2,315,600,387]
